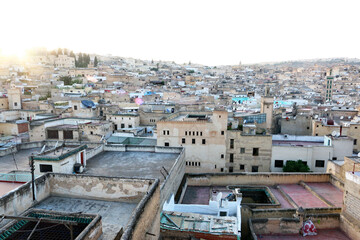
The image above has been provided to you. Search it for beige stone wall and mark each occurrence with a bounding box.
[0,122,19,135]
[186,173,331,186]
[157,111,228,173]
[79,122,112,142]
[129,187,160,240]
[226,131,272,172]
[340,172,360,240]
[107,114,140,129]
[327,156,360,182]
[0,98,8,110]
[29,125,46,141]
[8,88,22,110]
[260,97,273,130]
[139,111,169,126]
[347,124,360,152]
[312,120,346,136]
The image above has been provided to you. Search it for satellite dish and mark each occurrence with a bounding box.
[336,132,340,137]
[340,116,344,120]
[358,152,360,158]
[332,131,337,137]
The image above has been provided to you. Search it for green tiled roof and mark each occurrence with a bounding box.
[33,145,87,161]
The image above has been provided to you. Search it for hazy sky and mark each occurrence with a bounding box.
[1,0,360,65]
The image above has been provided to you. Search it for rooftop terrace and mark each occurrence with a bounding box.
[85,151,179,180]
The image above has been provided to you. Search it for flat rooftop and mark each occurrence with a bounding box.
[257,228,351,240]
[182,182,343,209]
[0,182,23,196]
[35,196,137,240]
[0,148,43,171]
[85,151,179,180]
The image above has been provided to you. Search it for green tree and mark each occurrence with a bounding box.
[283,160,310,172]
[94,56,98,67]
[59,76,72,85]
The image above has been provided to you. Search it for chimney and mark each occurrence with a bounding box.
[340,125,342,136]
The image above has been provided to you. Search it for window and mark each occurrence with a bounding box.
[90,131,93,135]
[356,127,358,129]
[240,148,245,154]
[230,153,234,163]
[219,211,227,216]
[128,124,132,128]
[192,139,196,144]
[47,130,59,139]
[14,102,17,107]
[221,168,224,172]
[215,165,217,169]
[315,134,318,136]
[74,105,77,110]
[202,139,206,144]
[221,131,224,135]
[240,164,245,170]
[167,130,170,135]
[200,132,203,136]
[193,131,195,135]
[332,157,337,160]
[221,154,224,159]
[163,130,166,135]
[354,139,357,145]
[196,131,199,136]
[40,164,53,173]
[230,139,234,149]
[229,167,233,173]
[252,166,259,172]
[307,127,310,129]
[121,124,125,128]
[182,138,186,144]
[185,131,187,136]
[253,148,259,156]
[275,160,284,168]
[164,142,169,147]
[63,130,73,139]
[302,161,307,166]
[315,160,325,168]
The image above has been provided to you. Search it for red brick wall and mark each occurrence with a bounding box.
[17,122,29,133]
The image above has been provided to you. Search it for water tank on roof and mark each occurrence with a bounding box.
[81,100,95,108]
[74,163,83,173]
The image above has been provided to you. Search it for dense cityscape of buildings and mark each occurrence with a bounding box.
[0,50,360,239]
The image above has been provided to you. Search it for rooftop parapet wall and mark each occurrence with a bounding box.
[186,173,331,186]
[49,174,154,203]
[104,144,183,154]
[160,147,185,206]
[249,214,341,239]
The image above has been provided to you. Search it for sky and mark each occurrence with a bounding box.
[1,0,360,66]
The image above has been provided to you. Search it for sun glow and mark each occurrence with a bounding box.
[0,47,27,59]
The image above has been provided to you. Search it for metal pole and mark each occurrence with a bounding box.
[70,225,74,240]
[26,219,41,240]
[29,156,35,201]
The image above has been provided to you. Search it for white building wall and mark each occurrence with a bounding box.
[271,145,333,172]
